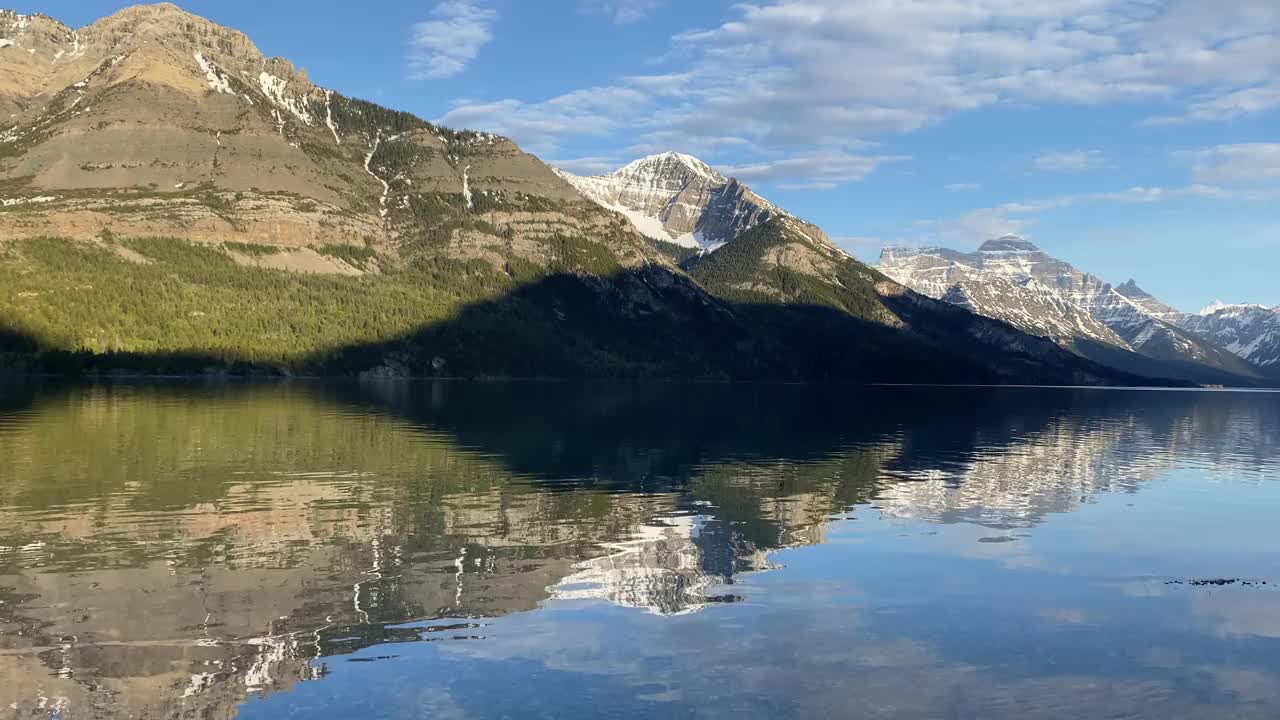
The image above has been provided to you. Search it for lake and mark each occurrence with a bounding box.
[1,381,1278,719]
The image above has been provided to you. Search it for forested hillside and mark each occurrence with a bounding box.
[0,231,1157,387]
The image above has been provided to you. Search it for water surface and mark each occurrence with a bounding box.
[1,382,1278,718]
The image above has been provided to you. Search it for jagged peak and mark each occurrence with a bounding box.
[1115,279,1154,299]
[977,235,1040,253]
[611,151,726,184]
[0,8,70,34]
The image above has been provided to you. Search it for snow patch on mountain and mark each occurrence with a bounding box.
[323,89,341,145]
[193,52,232,94]
[555,152,785,251]
[673,230,710,250]
[611,204,694,247]
[364,134,389,219]
[258,72,313,126]
[0,195,57,207]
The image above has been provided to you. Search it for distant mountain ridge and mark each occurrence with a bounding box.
[1176,304,1280,371]
[878,237,1269,385]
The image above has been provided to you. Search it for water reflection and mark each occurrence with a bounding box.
[0,382,1277,718]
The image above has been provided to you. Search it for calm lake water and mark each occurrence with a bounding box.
[1,382,1279,719]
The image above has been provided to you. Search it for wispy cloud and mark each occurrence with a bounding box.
[914,183,1249,246]
[1144,85,1280,126]
[945,183,980,192]
[721,150,909,191]
[915,200,1072,245]
[548,155,628,176]
[1183,144,1280,185]
[440,84,647,155]
[580,0,666,24]
[1034,149,1106,173]
[441,0,1280,187]
[408,1,498,80]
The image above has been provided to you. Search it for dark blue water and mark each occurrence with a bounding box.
[0,382,1278,718]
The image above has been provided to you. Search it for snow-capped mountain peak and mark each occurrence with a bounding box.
[557,152,819,251]
[977,235,1040,253]
[616,152,727,185]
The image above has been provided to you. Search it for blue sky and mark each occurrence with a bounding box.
[26,0,1280,311]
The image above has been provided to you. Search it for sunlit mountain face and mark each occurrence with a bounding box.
[1,382,1279,718]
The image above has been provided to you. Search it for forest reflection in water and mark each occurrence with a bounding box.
[0,381,1278,719]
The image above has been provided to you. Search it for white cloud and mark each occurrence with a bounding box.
[440,85,648,154]
[580,0,665,24]
[721,150,909,190]
[1144,84,1280,125]
[666,0,1280,142]
[915,204,1049,245]
[548,155,629,176]
[1034,149,1106,173]
[439,0,1280,187]
[1184,144,1280,185]
[945,183,980,192]
[409,1,498,80]
[914,183,1248,244]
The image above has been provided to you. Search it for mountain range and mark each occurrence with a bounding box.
[0,4,1271,387]
[879,238,1279,386]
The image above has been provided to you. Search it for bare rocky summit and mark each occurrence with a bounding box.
[0,3,665,274]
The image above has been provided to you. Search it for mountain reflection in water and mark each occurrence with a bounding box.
[0,382,1278,719]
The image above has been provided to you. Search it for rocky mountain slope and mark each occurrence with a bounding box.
[1176,304,1280,371]
[879,237,1265,384]
[942,276,1131,351]
[556,152,830,251]
[684,218,1150,385]
[0,3,654,269]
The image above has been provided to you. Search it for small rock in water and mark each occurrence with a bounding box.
[1165,578,1269,587]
